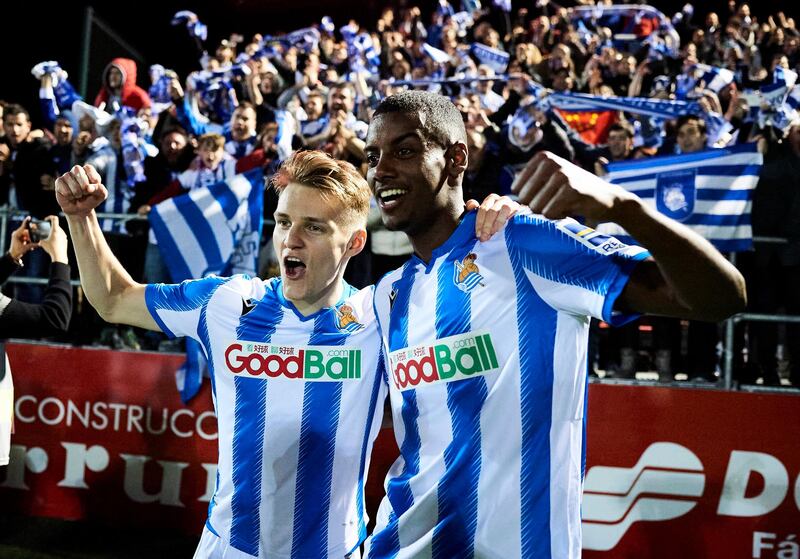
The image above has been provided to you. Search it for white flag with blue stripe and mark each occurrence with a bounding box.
[693,64,735,93]
[149,167,264,402]
[470,43,509,73]
[422,42,452,65]
[598,143,762,252]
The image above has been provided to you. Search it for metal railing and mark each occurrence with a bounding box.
[2,207,797,390]
[721,239,800,390]
[0,207,147,287]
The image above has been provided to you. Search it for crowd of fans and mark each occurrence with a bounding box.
[0,0,798,386]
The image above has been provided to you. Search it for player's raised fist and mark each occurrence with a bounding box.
[55,164,108,217]
[511,151,637,223]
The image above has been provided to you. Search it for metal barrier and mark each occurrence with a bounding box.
[721,238,800,389]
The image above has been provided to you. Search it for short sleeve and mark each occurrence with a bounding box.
[505,215,649,325]
[145,276,229,339]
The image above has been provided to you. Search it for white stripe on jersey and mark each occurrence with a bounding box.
[550,312,590,558]
[473,243,523,559]
[147,276,386,558]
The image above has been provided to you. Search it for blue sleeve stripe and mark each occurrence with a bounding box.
[601,250,650,326]
[507,217,609,295]
[144,284,178,338]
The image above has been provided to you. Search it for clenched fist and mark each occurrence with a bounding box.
[511,151,637,223]
[55,164,108,217]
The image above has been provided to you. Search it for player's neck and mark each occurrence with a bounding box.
[408,202,465,264]
[290,276,345,317]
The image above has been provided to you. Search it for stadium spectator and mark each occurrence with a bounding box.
[0,104,57,303]
[224,102,258,159]
[94,58,151,113]
[47,115,75,178]
[2,0,798,381]
[744,119,800,386]
[0,216,71,468]
[0,104,55,217]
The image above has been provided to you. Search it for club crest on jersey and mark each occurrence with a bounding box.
[453,253,484,293]
[335,303,364,333]
[388,331,500,391]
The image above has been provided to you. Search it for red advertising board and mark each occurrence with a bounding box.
[584,384,800,559]
[2,342,799,558]
[1,342,216,533]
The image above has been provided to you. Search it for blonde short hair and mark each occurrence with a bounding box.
[197,132,225,151]
[271,150,371,227]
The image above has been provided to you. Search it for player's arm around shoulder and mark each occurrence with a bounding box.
[511,151,747,322]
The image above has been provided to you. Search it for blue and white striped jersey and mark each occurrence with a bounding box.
[366,211,649,559]
[146,275,387,558]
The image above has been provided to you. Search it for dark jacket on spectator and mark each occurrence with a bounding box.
[0,254,71,339]
[0,136,60,218]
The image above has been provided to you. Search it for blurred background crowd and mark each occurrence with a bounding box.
[1,0,798,387]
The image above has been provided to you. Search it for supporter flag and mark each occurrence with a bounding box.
[470,43,509,73]
[492,0,511,12]
[422,42,452,65]
[171,10,207,42]
[774,66,798,90]
[787,86,800,112]
[693,64,735,93]
[555,108,618,145]
[598,143,762,252]
[461,0,481,13]
[149,167,265,401]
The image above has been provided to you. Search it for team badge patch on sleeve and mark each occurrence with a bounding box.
[557,220,629,255]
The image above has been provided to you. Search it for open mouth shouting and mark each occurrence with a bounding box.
[283,255,306,280]
[376,187,409,211]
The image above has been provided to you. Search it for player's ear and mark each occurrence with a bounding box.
[446,142,468,186]
[346,228,367,257]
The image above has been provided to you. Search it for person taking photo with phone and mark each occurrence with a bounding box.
[0,215,72,467]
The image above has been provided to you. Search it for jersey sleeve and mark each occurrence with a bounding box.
[505,215,649,325]
[145,276,229,340]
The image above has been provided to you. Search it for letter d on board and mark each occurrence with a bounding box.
[717,450,789,517]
